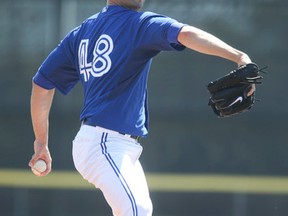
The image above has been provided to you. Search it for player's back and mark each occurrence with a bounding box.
[59,5,184,136]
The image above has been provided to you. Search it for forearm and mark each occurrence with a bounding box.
[31,81,55,146]
[178,25,251,65]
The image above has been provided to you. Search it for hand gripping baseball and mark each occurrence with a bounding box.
[29,141,52,177]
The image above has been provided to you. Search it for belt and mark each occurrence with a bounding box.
[82,120,141,142]
[119,133,141,142]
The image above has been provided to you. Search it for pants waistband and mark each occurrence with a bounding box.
[82,120,140,142]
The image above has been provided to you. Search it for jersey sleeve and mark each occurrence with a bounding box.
[140,13,187,51]
[33,30,80,95]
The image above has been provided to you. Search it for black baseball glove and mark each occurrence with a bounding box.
[207,63,265,117]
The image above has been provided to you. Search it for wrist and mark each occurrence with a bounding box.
[34,140,48,152]
[34,140,47,146]
[237,53,252,66]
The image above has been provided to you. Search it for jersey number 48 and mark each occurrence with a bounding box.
[78,34,114,82]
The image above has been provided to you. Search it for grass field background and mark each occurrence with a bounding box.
[2,169,288,216]
[1,169,288,194]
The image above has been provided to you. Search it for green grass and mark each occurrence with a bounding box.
[1,169,288,194]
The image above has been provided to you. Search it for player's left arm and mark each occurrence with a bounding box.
[29,81,54,176]
[177,25,255,96]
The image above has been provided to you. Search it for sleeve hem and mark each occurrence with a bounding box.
[167,22,187,51]
[33,72,68,95]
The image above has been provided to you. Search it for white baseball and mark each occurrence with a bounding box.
[33,159,47,174]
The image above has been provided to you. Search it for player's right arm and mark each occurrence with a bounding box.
[177,25,251,66]
[177,25,255,96]
[29,81,54,176]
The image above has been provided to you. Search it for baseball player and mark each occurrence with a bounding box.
[29,0,255,215]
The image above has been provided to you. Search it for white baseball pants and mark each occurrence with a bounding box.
[72,125,153,216]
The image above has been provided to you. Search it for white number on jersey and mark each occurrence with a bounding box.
[78,34,114,82]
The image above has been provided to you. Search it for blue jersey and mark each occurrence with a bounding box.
[33,5,185,137]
